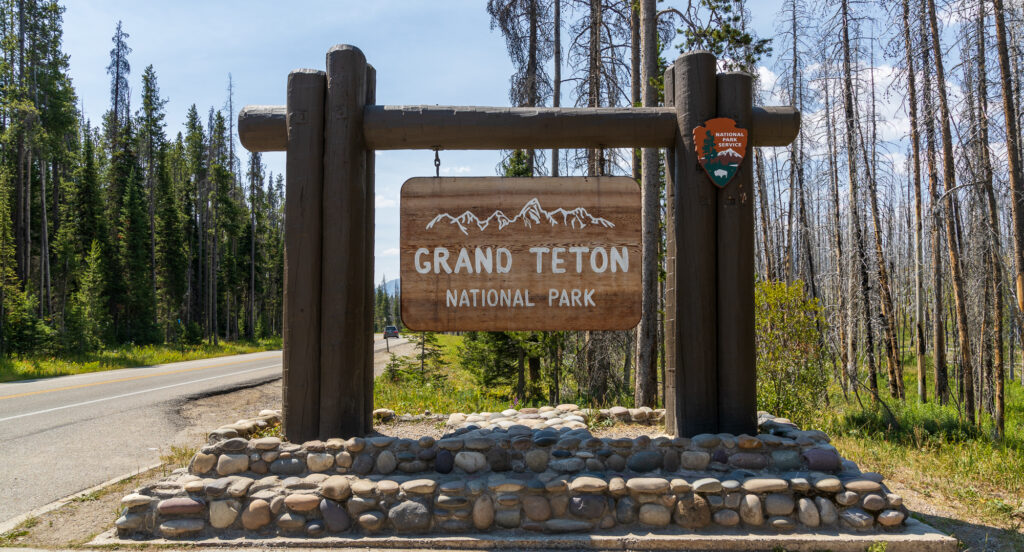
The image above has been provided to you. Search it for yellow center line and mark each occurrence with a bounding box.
[0,354,280,401]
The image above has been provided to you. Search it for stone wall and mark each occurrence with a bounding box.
[115,410,909,539]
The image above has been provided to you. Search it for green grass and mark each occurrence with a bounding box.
[0,337,281,383]
[375,333,513,415]
[823,362,1024,530]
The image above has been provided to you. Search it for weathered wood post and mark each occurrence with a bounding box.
[239,44,798,441]
[321,45,372,438]
[283,69,325,443]
[716,72,756,435]
[668,51,719,436]
[662,64,675,434]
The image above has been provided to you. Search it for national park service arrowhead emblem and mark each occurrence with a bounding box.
[693,118,748,188]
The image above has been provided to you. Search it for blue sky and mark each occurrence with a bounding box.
[61,1,785,284]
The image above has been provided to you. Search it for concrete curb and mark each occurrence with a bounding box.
[0,462,164,537]
[88,517,958,551]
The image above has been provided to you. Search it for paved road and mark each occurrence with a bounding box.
[0,335,406,527]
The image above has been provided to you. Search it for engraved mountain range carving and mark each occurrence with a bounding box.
[426,197,615,235]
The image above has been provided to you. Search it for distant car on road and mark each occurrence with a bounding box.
[383,326,400,338]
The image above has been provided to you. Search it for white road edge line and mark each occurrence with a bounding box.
[0,363,282,423]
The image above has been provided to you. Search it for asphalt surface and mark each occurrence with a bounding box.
[0,335,407,527]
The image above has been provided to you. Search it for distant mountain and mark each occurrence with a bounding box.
[717,147,742,158]
[427,197,615,235]
[377,278,399,297]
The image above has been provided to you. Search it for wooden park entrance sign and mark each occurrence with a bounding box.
[238,44,799,443]
[401,177,640,331]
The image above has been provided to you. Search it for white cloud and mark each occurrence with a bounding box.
[440,165,472,175]
[375,194,397,208]
[378,248,400,257]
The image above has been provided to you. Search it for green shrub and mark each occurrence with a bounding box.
[755,279,828,427]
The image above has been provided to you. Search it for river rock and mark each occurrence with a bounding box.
[570,476,608,493]
[319,475,351,500]
[217,454,249,475]
[192,452,217,474]
[627,451,662,472]
[375,450,397,474]
[306,453,334,472]
[473,495,495,530]
[839,507,874,530]
[692,477,722,493]
[674,494,711,528]
[435,450,454,473]
[320,499,351,532]
[159,518,204,537]
[522,495,551,521]
[797,497,819,527]
[545,518,592,532]
[358,511,385,532]
[615,497,637,524]
[525,450,549,472]
[639,503,671,526]
[836,491,860,506]
[271,457,305,476]
[770,516,796,530]
[713,508,740,526]
[486,448,511,471]
[241,499,271,530]
[158,497,205,515]
[495,508,520,528]
[877,509,906,527]
[803,448,840,471]
[209,499,240,528]
[389,501,431,532]
[740,494,764,526]
[285,493,320,512]
[662,450,680,472]
[569,495,605,519]
[862,493,886,511]
[455,451,487,473]
[626,477,669,494]
[729,452,768,469]
[764,493,795,516]
[742,478,788,493]
[815,497,838,526]
[771,450,801,470]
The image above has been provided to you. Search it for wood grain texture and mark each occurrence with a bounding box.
[669,51,719,437]
[400,177,641,331]
[362,64,376,435]
[238,105,287,152]
[364,106,676,150]
[320,45,370,438]
[661,64,676,435]
[282,69,325,443]
[238,104,797,153]
[715,72,757,436]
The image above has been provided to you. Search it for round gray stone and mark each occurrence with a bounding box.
[388,500,431,532]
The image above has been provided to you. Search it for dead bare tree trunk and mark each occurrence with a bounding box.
[841,0,878,400]
[926,0,975,424]
[634,0,659,407]
[903,0,927,403]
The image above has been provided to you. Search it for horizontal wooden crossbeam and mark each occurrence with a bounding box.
[238,104,799,152]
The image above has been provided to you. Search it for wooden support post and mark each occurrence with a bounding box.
[283,69,326,443]
[321,45,371,438]
[662,64,676,435]
[363,64,377,435]
[715,72,756,435]
[668,51,718,436]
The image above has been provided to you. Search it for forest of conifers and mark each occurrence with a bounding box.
[0,2,284,354]
[4,0,1024,439]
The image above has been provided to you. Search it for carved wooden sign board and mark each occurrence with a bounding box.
[400,177,641,331]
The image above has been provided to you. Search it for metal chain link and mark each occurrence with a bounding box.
[433,148,441,177]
